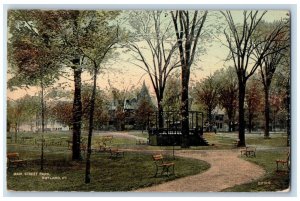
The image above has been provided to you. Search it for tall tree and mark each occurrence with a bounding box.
[76,11,121,183]
[255,20,290,138]
[8,10,62,169]
[8,10,86,161]
[221,11,287,146]
[171,10,208,147]
[127,11,180,129]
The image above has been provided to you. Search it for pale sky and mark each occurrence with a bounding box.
[7,10,289,100]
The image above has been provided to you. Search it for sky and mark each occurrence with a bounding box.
[6,10,289,100]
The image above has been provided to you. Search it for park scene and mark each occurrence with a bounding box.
[6,10,291,192]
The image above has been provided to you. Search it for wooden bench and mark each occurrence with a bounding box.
[109,148,124,159]
[276,152,290,172]
[7,153,26,168]
[240,146,256,157]
[152,154,175,177]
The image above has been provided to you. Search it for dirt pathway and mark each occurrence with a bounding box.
[94,131,146,140]
[135,150,265,192]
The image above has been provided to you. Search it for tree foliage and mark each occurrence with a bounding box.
[193,74,220,124]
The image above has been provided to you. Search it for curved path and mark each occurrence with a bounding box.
[135,150,265,192]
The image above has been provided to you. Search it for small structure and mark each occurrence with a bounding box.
[148,111,209,146]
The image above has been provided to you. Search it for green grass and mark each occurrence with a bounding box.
[246,136,288,147]
[7,130,290,192]
[6,151,210,192]
[222,149,290,192]
[7,131,288,151]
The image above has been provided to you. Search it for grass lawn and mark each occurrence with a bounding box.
[6,151,210,192]
[222,149,290,192]
[6,130,290,192]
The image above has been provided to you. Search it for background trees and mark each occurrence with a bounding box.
[135,82,155,132]
[193,74,220,128]
[7,10,291,148]
[221,11,288,146]
[215,67,238,132]
[163,73,181,111]
[255,20,290,138]
[245,76,264,133]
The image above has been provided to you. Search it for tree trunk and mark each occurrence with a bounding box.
[181,68,190,148]
[264,86,270,138]
[227,109,233,132]
[85,67,97,184]
[238,81,246,147]
[157,96,164,129]
[72,67,82,161]
[40,81,45,171]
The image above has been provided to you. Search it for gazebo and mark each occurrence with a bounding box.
[147,111,209,146]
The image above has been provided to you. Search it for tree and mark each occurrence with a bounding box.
[7,95,40,141]
[75,11,121,183]
[48,100,73,127]
[255,20,290,138]
[7,10,86,161]
[215,67,238,132]
[127,11,180,129]
[8,10,63,169]
[171,10,208,148]
[163,73,181,111]
[193,74,220,128]
[221,11,287,146]
[135,81,155,131]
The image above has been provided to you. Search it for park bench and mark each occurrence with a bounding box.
[276,152,290,172]
[152,154,175,177]
[7,153,26,168]
[240,146,256,157]
[109,148,124,159]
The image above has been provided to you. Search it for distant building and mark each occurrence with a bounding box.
[108,81,155,130]
[18,120,69,132]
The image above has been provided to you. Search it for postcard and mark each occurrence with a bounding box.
[5,7,291,193]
